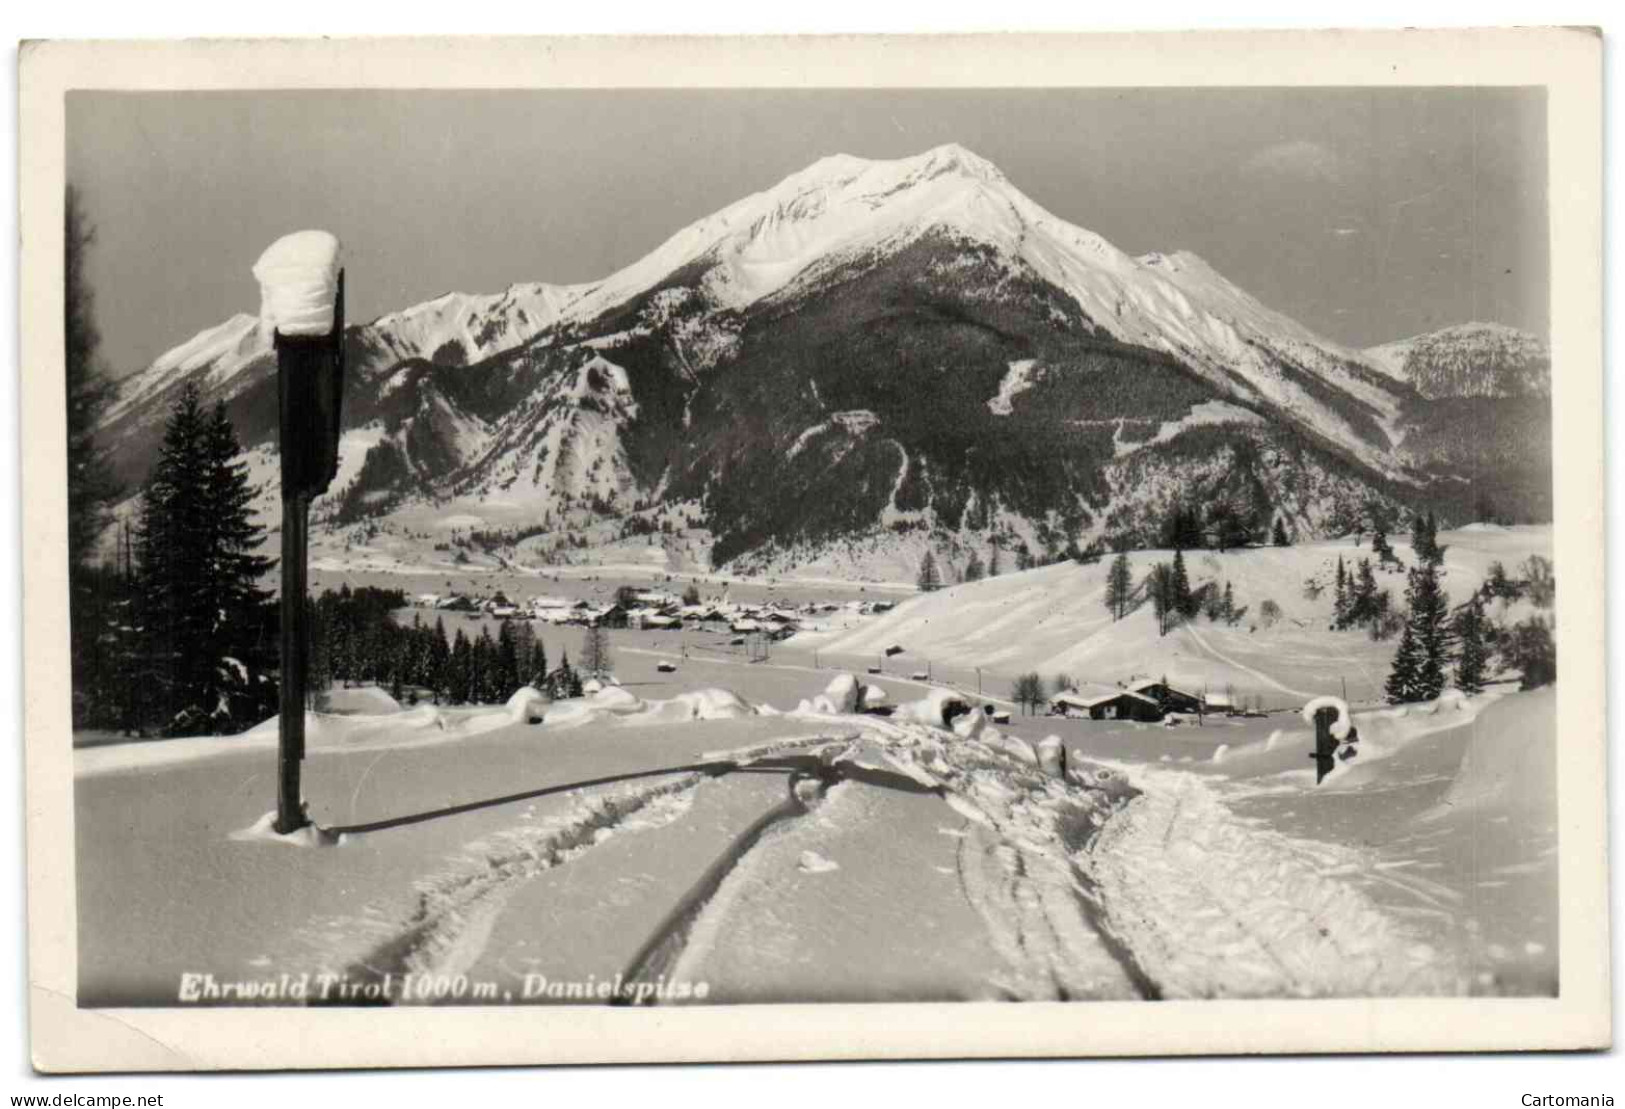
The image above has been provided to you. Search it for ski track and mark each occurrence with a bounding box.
[1182,621,1321,701]
[305,709,1460,1003]
[1081,768,1460,998]
[326,772,710,995]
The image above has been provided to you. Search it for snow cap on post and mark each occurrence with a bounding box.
[252,230,342,337]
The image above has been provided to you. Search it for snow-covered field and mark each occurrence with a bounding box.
[74,621,1555,1005]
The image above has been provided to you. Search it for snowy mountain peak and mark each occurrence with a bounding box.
[105,312,267,425]
[1364,322,1549,399]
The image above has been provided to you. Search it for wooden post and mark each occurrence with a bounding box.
[267,266,346,836]
[276,491,309,834]
[1311,705,1340,785]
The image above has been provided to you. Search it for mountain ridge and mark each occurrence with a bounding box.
[96,145,1550,579]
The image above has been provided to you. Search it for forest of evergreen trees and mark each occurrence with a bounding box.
[71,382,281,736]
[309,586,578,707]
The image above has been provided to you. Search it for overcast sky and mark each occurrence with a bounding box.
[67,87,1547,375]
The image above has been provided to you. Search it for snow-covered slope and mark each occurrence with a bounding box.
[1365,322,1549,399]
[103,313,264,425]
[804,526,1553,705]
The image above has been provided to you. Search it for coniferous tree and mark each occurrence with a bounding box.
[987,543,1002,578]
[65,186,120,572]
[580,624,611,680]
[1385,621,1422,704]
[1271,517,1290,547]
[1410,511,1445,568]
[916,550,942,592]
[1333,557,1349,630]
[133,384,276,734]
[448,627,472,704]
[962,550,985,583]
[1146,562,1175,637]
[496,621,520,699]
[1371,520,1400,569]
[65,188,127,729]
[1105,553,1133,621]
[1222,581,1236,623]
[429,615,451,703]
[1390,561,1450,703]
[1454,598,1489,694]
[1506,616,1556,690]
[1170,549,1196,618]
[473,626,500,702]
[1351,558,1379,626]
[529,638,548,689]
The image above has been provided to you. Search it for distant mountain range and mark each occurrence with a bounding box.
[96,144,1552,578]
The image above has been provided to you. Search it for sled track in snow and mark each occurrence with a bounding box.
[326,771,713,1001]
[319,735,858,1002]
[612,771,818,1002]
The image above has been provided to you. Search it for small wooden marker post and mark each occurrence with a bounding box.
[1311,705,1341,786]
[269,268,347,834]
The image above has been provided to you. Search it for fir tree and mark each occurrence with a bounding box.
[133,384,275,733]
[1222,580,1235,623]
[580,624,611,680]
[497,621,521,699]
[64,186,121,572]
[962,550,985,583]
[1385,621,1422,704]
[1507,616,1556,690]
[1454,598,1489,694]
[429,616,451,703]
[1333,557,1349,630]
[1371,520,1399,569]
[916,550,942,592]
[987,543,1002,578]
[1146,562,1176,637]
[1394,561,1451,702]
[1351,558,1379,626]
[448,628,472,704]
[473,626,499,702]
[1104,553,1133,621]
[1170,549,1196,618]
[524,635,547,689]
[1271,517,1290,547]
[65,188,126,728]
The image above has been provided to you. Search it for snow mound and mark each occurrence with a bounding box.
[230,809,344,848]
[251,230,341,337]
[822,673,863,713]
[798,850,841,874]
[795,673,890,716]
[506,685,547,725]
[1300,695,1353,739]
[893,688,973,729]
[951,707,990,740]
[1036,735,1066,778]
[545,686,755,730]
[1420,687,1554,820]
[997,734,1039,767]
